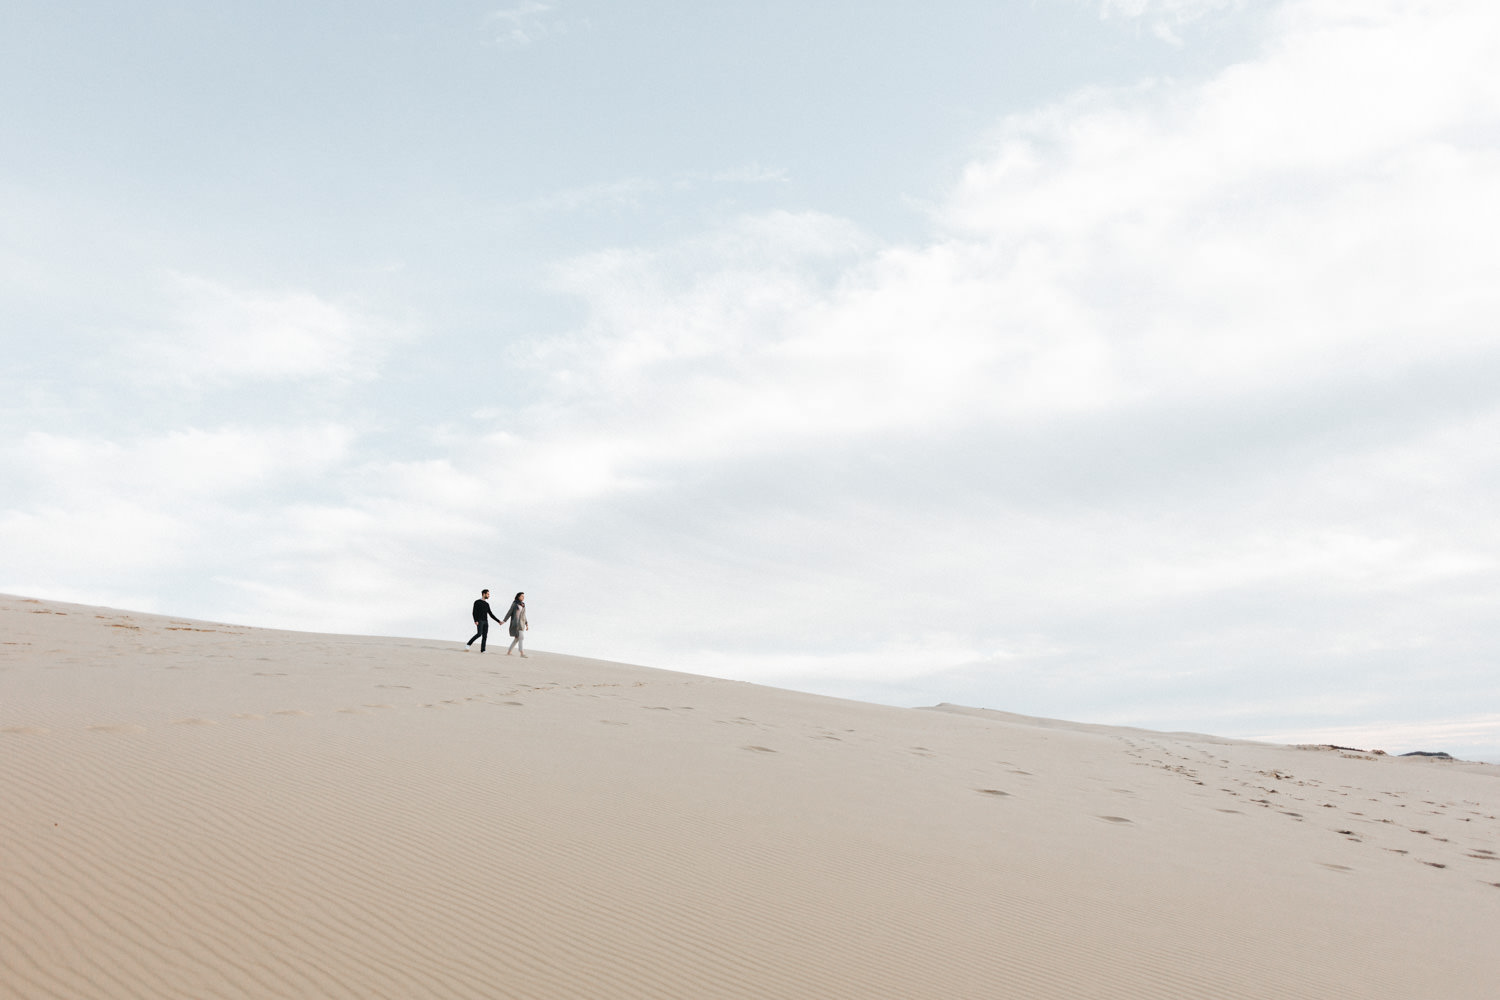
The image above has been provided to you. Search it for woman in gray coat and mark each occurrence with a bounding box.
[502,592,528,657]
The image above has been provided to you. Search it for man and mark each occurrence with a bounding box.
[467,589,502,652]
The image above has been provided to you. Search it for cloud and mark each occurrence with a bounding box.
[710,163,791,185]
[134,274,392,385]
[486,2,588,48]
[941,0,1500,402]
[13,425,354,501]
[526,177,660,214]
[524,165,789,216]
[1094,0,1246,43]
[0,424,356,610]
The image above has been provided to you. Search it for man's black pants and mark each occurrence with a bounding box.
[468,620,489,651]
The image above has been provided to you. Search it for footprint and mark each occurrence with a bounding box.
[1099,816,1133,824]
[1319,863,1352,872]
[88,724,146,734]
[173,718,217,726]
[273,709,311,717]
[1,725,49,735]
[977,789,1011,797]
[744,745,778,753]
[230,713,263,720]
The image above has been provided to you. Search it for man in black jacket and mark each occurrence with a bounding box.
[468,589,502,651]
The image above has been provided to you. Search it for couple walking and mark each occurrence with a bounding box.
[468,589,528,655]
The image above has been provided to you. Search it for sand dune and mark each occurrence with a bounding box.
[2,593,1498,999]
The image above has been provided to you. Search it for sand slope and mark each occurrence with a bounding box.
[2,593,1497,999]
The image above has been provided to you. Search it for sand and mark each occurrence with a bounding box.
[2,593,1498,999]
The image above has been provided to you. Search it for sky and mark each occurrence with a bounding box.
[4,0,1500,760]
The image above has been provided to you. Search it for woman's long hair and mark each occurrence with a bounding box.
[513,592,524,603]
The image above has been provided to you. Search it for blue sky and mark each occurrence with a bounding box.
[5,0,1500,759]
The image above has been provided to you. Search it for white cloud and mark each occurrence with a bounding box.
[486,2,588,48]
[1095,0,1246,43]
[525,165,791,216]
[526,177,660,214]
[710,163,791,185]
[0,502,186,583]
[13,425,354,502]
[940,1,1500,404]
[1099,0,1240,17]
[135,274,389,384]
[0,425,356,602]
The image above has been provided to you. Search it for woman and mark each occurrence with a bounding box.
[502,592,528,657]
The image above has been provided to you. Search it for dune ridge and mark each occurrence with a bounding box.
[2,593,1498,999]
